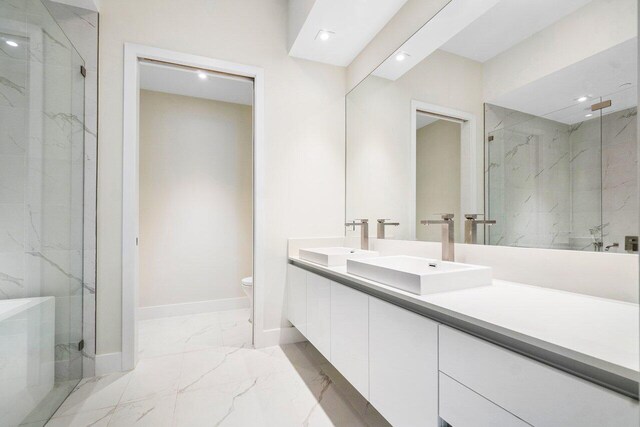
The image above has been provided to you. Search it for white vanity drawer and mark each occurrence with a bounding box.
[439,372,528,427]
[306,272,331,359]
[439,326,639,427]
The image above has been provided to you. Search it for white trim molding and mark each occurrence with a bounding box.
[137,297,250,321]
[122,43,265,371]
[410,100,478,239]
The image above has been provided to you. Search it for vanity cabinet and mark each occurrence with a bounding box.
[286,264,307,335]
[439,325,639,427]
[306,272,331,359]
[439,372,528,427]
[369,298,439,427]
[330,282,369,399]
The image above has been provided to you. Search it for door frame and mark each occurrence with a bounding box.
[410,100,478,239]
[122,43,265,370]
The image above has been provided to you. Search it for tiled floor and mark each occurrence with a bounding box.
[47,309,389,426]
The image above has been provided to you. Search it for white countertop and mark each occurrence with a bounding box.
[290,256,639,383]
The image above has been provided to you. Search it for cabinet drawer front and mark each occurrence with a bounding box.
[306,272,331,359]
[330,283,369,399]
[439,373,529,427]
[369,298,439,427]
[439,326,639,427]
[286,264,307,336]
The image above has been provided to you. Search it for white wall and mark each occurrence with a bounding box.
[483,0,637,102]
[416,120,461,242]
[97,0,346,354]
[346,49,483,240]
[138,90,252,307]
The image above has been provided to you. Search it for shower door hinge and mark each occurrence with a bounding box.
[136,237,139,246]
[488,135,494,142]
[591,100,611,111]
[80,65,87,77]
[78,339,85,352]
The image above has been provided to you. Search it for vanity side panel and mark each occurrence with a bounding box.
[439,325,639,427]
[286,264,307,336]
[369,298,439,427]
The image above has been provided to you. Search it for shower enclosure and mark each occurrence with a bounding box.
[485,86,638,252]
[1,0,85,425]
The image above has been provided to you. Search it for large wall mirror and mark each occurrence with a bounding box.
[346,0,638,253]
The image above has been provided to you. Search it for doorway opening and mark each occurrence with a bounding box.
[122,45,265,370]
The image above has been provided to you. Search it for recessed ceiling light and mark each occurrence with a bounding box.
[197,71,207,80]
[577,96,588,102]
[395,52,409,62]
[316,30,334,41]
[585,113,593,118]
[5,40,18,47]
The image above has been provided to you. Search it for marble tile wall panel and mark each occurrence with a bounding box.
[486,103,638,253]
[485,104,572,249]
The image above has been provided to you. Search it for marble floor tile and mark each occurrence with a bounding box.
[107,393,177,427]
[54,372,131,416]
[46,407,115,427]
[50,310,388,426]
[119,353,182,404]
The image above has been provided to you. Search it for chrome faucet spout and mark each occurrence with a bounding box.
[377,219,399,239]
[420,214,455,261]
[464,214,496,244]
[346,219,369,250]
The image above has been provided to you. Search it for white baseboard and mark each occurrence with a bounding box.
[95,352,123,376]
[137,297,250,321]
[256,326,306,348]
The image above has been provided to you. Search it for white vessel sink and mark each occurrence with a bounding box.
[346,255,492,295]
[299,247,379,267]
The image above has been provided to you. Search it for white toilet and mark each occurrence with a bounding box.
[241,276,253,323]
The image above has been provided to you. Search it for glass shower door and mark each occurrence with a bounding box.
[485,100,604,250]
[0,0,85,425]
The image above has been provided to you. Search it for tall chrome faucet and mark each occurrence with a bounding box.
[376,219,399,239]
[420,214,455,261]
[346,219,369,250]
[464,214,496,244]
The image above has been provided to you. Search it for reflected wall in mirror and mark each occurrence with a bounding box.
[345,0,638,253]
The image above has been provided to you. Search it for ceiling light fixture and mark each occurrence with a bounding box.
[395,51,409,62]
[197,71,207,80]
[316,30,334,41]
[5,40,18,47]
[576,96,588,102]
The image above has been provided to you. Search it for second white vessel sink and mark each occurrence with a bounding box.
[346,255,492,295]
[299,247,379,267]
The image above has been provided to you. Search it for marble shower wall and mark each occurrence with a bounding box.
[45,0,98,378]
[485,104,572,249]
[0,0,97,396]
[571,107,638,251]
[485,103,638,252]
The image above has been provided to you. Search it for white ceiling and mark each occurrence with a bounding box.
[491,38,637,124]
[139,61,253,106]
[441,0,593,63]
[372,0,500,80]
[288,0,408,67]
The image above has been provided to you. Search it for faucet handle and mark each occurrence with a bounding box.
[377,218,390,223]
[464,213,481,220]
[436,213,454,220]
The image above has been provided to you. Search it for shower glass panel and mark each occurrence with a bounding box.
[600,85,638,251]
[485,100,604,251]
[0,0,85,425]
